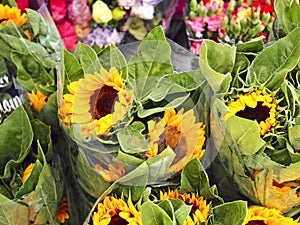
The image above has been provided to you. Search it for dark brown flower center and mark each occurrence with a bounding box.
[165,125,181,149]
[236,101,269,122]
[109,215,128,225]
[246,221,266,225]
[91,85,118,120]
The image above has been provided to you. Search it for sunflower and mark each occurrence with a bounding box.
[56,197,69,223]
[224,90,278,135]
[92,196,141,225]
[28,90,48,112]
[60,67,134,138]
[0,4,28,27]
[146,108,206,174]
[21,163,35,184]
[244,206,300,225]
[160,190,211,225]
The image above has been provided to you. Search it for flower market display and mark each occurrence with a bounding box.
[0,0,300,225]
[185,0,276,54]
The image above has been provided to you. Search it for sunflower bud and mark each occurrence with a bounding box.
[221,16,229,29]
[251,9,260,25]
[227,0,236,14]
[261,12,271,24]
[189,0,198,12]
[248,23,265,37]
[189,11,197,20]
[233,21,241,37]
[240,18,248,33]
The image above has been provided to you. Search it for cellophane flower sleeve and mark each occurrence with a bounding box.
[203,8,300,215]
[57,25,223,221]
[0,1,70,224]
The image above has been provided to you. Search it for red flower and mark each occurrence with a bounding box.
[56,20,78,51]
[16,0,29,13]
[49,0,67,23]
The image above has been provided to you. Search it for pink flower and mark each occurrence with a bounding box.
[205,16,221,32]
[50,0,67,23]
[56,20,78,51]
[186,17,206,33]
[190,39,203,55]
[68,0,91,26]
[118,0,136,8]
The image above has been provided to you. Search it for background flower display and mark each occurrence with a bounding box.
[202,0,300,218]
[185,0,276,55]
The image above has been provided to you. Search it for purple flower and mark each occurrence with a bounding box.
[84,27,124,48]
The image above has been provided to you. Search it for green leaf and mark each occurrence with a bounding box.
[141,201,174,225]
[26,8,41,36]
[12,51,54,91]
[98,45,128,80]
[226,116,265,155]
[211,201,247,225]
[289,125,300,150]
[128,26,174,100]
[0,194,28,225]
[0,107,33,179]
[76,150,110,198]
[74,42,102,74]
[246,28,300,90]
[147,147,176,183]
[180,158,223,204]
[137,94,190,118]
[274,0,300,35]
[200,40,236,74]
[235,37,264,53]
[62,49,84,87]
[117,121,148,154]
[168,199,192,225]
[15,160,43,199]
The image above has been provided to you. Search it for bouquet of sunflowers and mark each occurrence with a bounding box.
[205,0,300,220]
[0,1,71,224]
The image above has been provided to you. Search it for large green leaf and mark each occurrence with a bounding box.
[0,194,28,225]
[211,201,247,225]
[141,201,174,225]
[128,26,174,100]
[74,42,101,74]
[200,40,236,74]
[235,37,264,53]
[225,116,266,156]
[98,45,128,80]
[274,0,300,35]
[246,28,300,90]
[180,158,223,205]
[0,107,33,178]
[289,125,300,150]
[62,49,84,87]
[12,51,54,91]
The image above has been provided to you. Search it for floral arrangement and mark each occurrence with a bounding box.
[15,0,174,51]
[202,0,300,218]
[0,1,69,224]
[185,0,276,55]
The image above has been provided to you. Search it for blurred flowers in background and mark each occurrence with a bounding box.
[185,0,276,55]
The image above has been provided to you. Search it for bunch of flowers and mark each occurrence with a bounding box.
[0,2,70,224]
[57,26,221,222]
[85,159,248,225]
[185,0,276,55]
[201,0,300,217]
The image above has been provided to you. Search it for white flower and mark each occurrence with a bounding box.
[131,2,155,20]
